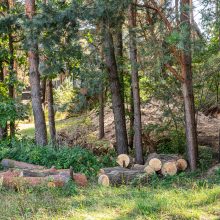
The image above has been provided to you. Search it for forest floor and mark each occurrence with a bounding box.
[18,101,220,153]
[1,176,220,220]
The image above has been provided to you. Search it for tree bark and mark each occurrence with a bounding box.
[102,20,128,154]
[8,33,15,137]
[0,63,7,139]
[7,0,15,136]
[25,0,47,146]
[129,86,134,149]
[114,21,125,101]
[180,0,198,171]
[41,78,47,106]
[128,1,144,164]
[47,79,56,144]
[98,85,105,139]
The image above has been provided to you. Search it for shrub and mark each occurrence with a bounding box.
[0,138,114,177]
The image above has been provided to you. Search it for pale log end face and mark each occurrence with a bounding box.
[149,158,162,171]
[162,162,177,176]
[144,165,155,175]
[98,174,110,186]
[176,159,188,171]
[116,154,130,168]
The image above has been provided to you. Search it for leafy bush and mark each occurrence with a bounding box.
[198,146,213,171]
[0,138,114,177]
[156,130,186,154]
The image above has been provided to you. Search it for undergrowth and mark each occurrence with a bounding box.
[0,138,116,177]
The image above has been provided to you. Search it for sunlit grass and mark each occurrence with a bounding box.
[0,177,220,220]
[17,114,88,139]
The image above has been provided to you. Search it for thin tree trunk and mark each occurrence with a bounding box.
[128,1,144,164]
[8,33,15,137]
[0,63,7,139]
[180,0,198,171]
[41,78,47,106]
[114,21,125,102]
[98,85,105,139]
[129,85,134,149]
[25,0,47,146]
[6,0,15,137]
[175,0,179,24]
[47,79,56,144]
[102,20,128,154]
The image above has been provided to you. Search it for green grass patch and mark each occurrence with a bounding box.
[0,176,220,220]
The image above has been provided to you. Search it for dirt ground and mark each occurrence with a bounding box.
[57,100,220,152]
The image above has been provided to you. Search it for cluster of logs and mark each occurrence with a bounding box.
[0,159,88,189]
[98,153,188,186]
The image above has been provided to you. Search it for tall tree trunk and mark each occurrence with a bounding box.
[8,33,15,137]
[102,20,128,154]
[129,85,134,149]
[47,79,56,144]
[175,0,179,24]
[6,0,15,137]
[98,84,105,139]
[0,63,7,140]
[41,78,47,107]
[114,21,125,102]
[25,0,47,146]
[128,1,144,164]
[180,0,198,170]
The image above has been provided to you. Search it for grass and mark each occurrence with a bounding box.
[0,174,220,220]
[17,114,89,139]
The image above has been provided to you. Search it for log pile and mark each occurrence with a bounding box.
[98,153,188,186]
[0,159,88,189]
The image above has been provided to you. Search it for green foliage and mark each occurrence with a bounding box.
[0,138,114,177]
[156,129,186,154]
[198,146,213,171]
[54,78,77,112]
[0,83,28,127]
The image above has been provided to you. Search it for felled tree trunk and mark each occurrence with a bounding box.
[1,159,45,170]
[0,167,87,187]
[145,153,187,175]
[99,166,129,175]
[98,170,147,186]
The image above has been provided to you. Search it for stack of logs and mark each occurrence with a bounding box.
[98,153,188,186]
[0,159,88,189]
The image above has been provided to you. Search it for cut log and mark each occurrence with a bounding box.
[131,164,146,171]
[20,168,59,177]
[99,166,129,175]
[72,173,88,187]
[98,170,147,186]
[161,161,177,176]
[116,154,133,168]
[1,159,45,170]
[0,168,87,188]
[144,165,155,175]
[2,174,68,189]
[145,153,183,164]
[148,158,162,171]
[98,174,110,186]
[176,159,188,171]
